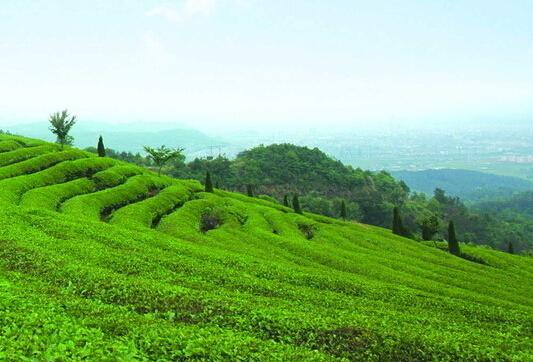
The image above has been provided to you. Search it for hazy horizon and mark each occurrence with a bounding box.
[1,0,532,129]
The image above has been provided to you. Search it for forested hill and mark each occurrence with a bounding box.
[166,144,533,253]
[392,168,533,201]
[178,144,410,226]
[472,191,533,217]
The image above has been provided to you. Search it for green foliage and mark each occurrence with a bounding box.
[170,145,406,225]
[447,221,460,256]
[143,145,184,176]
[0,149,87,181]
[0,156,115,204]
[110,182,200,229]
[48,109,76,149]
[0,134,531,361]
[0,139,22,152]
[61,174,170,220]
[0,144,59,167]
[205,171,214,193]
[340,200,347,220]
[392,207,410,238]
[247,184,254,197]
[420,215,440,241]
[293,194,302,214]
[20,165,143,210]
[97,135,106,157]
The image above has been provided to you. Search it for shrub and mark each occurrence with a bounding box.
[200,207,223,232]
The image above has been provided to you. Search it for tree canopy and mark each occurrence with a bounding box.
[143,145,184,176]
[49,109,76,149]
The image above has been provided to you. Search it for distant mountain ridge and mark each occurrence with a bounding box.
[3,121,222,157]
[392,168,533,200]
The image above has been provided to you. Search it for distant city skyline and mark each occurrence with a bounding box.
[1,0,532,129]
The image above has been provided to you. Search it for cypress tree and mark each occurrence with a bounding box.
[340,200,347,220]
[392,207,403,235]
[283,195,290,207]
[508,242,514,254]
[246,184,254,197]
[205,171,214,193]
[292,195,302,214]
[97,136,106,157]
[447,221,460,256]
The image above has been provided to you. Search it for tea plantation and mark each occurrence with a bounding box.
[0,134,531,361]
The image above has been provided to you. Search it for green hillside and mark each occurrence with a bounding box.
[391,169,533,201]
[0,134,531,361]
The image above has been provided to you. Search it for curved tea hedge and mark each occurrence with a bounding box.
[0,157,115,203]
[0,139,23,153]
[19,164,144,211]
[61,174,172,220]
[110,183,196,228]
[0,149,87,181]
[0,144,59,167]
[0,134,531,361]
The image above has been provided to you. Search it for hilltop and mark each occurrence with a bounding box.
[0,134,531,361]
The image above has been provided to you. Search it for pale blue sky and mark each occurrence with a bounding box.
[1,0,532,129]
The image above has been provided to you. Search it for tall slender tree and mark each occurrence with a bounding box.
[97,136,106,157]
[340,200,347,220]
[292,195,302,214]
[508,241,514,254]
[49,109,76,149]
[447,221,460,256]
[283,195,290,207]
[392,207,403,236]
[205,171,214,193]
[246,184,254,197]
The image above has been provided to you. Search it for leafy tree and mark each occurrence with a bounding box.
[293,195,302,214]
[340,200,347,220]
[205,171,214,193]
[421,215,440,241]
[246,184,254,197]
[447,221,460,256]
[97,136,106,157]
[49,109,76,149]
[283,195,290,207]
[143,145,184,176]
[508,242,514,254]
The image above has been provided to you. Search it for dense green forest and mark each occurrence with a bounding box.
[87,143,533,253]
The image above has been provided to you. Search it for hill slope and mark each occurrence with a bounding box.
[392,169,533,200]
[0,134,531,361]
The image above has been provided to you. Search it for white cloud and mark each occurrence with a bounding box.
[146,0,217,22]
